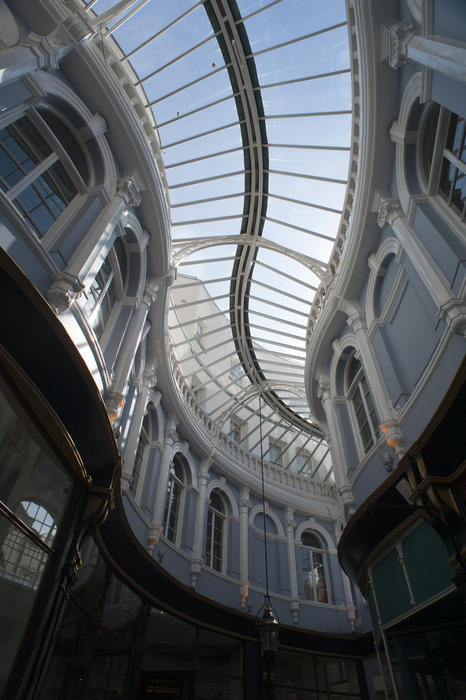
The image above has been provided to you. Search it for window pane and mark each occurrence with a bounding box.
[0,515,50,695]
[0,386,72,531]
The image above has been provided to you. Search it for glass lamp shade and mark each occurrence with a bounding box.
[256,597,279,653]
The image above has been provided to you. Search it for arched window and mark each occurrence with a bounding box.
[81,236,128,340]
[162,455,185,544]
[301,531,328,603]
[423,103,465,222]
[346,355,379,454]
[0,108,88,238]
[129,412,150,498]
[205,489,226,573]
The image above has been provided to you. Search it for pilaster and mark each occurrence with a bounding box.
[148,416,177,551]
[190,458,211,587]
[378,198,465,336]
[47,176,141,312]
[239,486,250,608]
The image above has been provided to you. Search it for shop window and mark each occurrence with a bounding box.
[0,109,88,237]
[129,412,149,498]
[81,236,128,340]
[423,104,466,222]
[301,531,328,603]
[1,501,56,590]
[0,378,73,695]
[205,489,226,573]
[346,355,379,454]
[162,455,185,545]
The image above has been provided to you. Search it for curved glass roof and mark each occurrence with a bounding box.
[86,0,354,482]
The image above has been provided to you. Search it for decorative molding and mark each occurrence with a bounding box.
[388,21,414,70]
[117,175,141,207]
[380,420,405,458]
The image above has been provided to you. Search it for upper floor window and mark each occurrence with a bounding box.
[424,104,466,222]
[191,374,206,405]
[229,416,242,443]
[163,455,185,545]
[81,236,128,340]
[301,531,328,604]
[268,438,284,466]
[0,109,88,238]
[205,489,226,573]
[293,449,311,473]
[346,355,379,454]
[130,412,149,498]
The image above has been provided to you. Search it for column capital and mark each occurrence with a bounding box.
[142,361,158,390]
[285,506,295,530]
[377,198,401,229]
[389,21,415,69]
[142,278,159,307]
[164,416,178,443]
[117,176,142,207]
[239,486,250,509]
[47,273,84,312]
[338,484,354,506]
[345,307,366,335]
[199,457,212,479]
[439,299,466,337]
[27,14,94,56]
[316,377,331,402]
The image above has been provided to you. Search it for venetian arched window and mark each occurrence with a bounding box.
[346,354,379,455]
[205,489,226,573]
[0,108,88,238]
[129,412,150,498]
[162,455,185,545]
[301,531,328,603]
[81,236,128,340]
[422,103,465,222]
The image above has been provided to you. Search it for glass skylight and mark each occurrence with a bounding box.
[86,0,355,481]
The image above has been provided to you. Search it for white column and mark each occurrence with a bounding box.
[47,177,141,311]
[239,487,250,607]
[120,363,158,489]
[190,458,211,587]
[0,15,94,86]
[341,300,405,457]
[389,22,466,84]
[105,281,158,418]
[148,416,177,550]
[316,375,354,505]
[378,199,466,336]
[285,507,299,623]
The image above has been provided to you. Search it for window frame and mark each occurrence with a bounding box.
[205,489,226,574]
[300,531,329,604]
[162,455,185,547]
[80,236,128,342]
[421,102,466,228]
[268,437,285,466]
[129,412,150,499]
[345,354,379,456]
[0,108,88,239]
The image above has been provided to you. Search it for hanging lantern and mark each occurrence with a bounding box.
[256,595,279,654]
